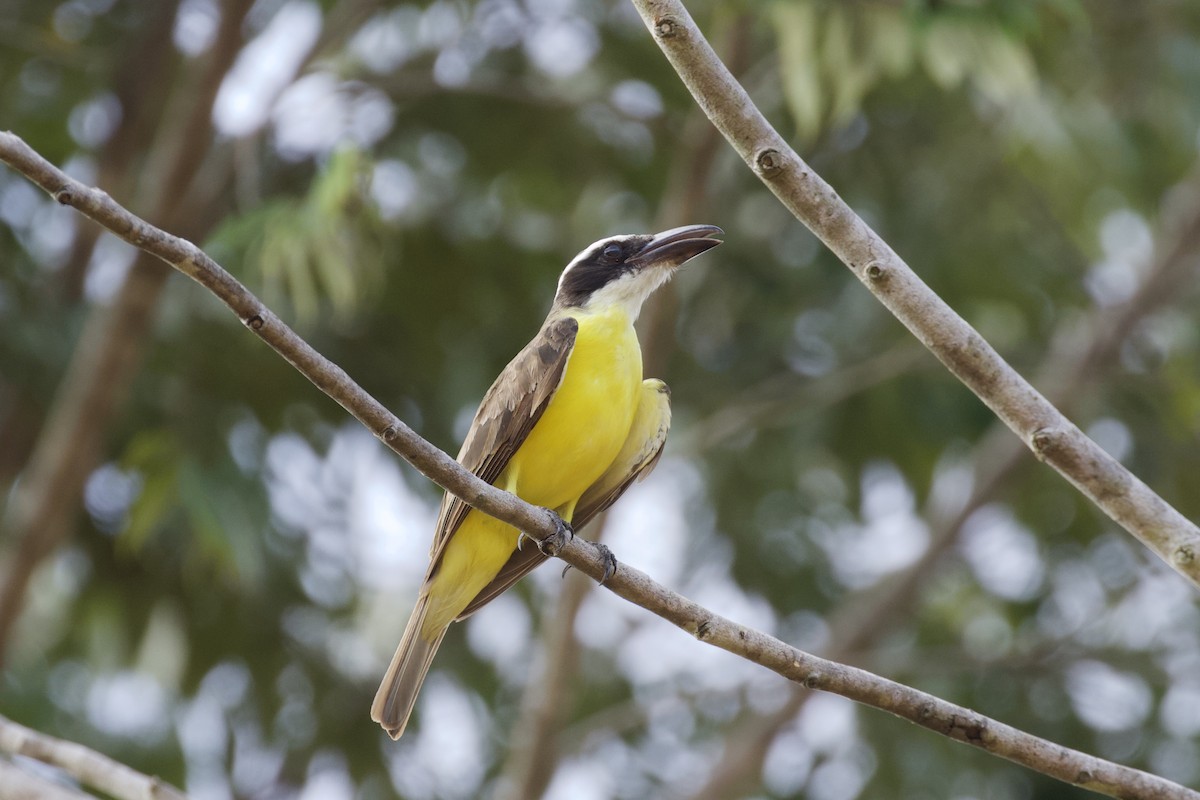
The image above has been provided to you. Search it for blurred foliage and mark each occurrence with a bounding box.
[212,147,389,325]
[3,1,1200,799]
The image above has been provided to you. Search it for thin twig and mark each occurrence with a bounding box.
[0,133,1193,800]
[628,0,1200,587]
[0,715,186,800]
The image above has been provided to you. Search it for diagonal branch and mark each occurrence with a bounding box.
[1,133,1194,800]
[687,147,1200,800]
[0,715,187,800]
[628,0,1200,588]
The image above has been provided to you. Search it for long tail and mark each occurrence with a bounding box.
[371,595,448,739]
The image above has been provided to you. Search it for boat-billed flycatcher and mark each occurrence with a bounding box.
[371,224,723,739]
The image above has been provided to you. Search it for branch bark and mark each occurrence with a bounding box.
[0,759,92,800]
[0,715,187,800]
[687,167,1200,800]
[1,134,1193,800]
[627,0,1200,588]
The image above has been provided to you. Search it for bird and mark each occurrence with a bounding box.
[371,224,723,739]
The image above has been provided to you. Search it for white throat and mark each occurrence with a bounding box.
[581,266,673,321]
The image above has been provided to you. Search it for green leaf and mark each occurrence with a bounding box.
[773,1,823,143]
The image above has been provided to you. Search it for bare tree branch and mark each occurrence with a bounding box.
[0,715,186,800]
[0,758,92,800]
[687,169,1200,800]
[627,0,1200,588]
[1,134,1193,800]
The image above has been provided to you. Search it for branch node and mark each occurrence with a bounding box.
[245,314,264,330]
[1030,427,1060,459]
[695,620,712,640]
[950,715,987,743]
[53,188,74,205]
[803,672,822,689]
[653,15,679,38]
[381,425,398,442]
[755,148,784,178]
[864,261,887,282]
[1174,544,1196,566]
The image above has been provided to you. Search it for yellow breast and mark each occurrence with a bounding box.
[422,306,642,634]
[505,306,643,510]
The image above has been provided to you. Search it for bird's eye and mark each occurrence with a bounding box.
[602,243,622,261]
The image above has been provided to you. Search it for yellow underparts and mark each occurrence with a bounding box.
[422,306,644,637]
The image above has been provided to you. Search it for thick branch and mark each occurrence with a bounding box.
[0,134,1192,800]
[628,0,1200,587]
[0,715,186,800]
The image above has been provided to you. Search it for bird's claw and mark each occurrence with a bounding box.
[536,513,574,557]
[595,543,617,586]
[561,542,618,586]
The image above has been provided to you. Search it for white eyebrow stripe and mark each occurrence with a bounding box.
[556,234,639,293]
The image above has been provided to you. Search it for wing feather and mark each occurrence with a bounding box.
[571,380,671,527]
[455,379,671,620]
[426,316,578,568]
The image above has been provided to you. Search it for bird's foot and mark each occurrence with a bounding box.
[533,512,573,557]
[560,543,618,586]
[595,543,618,585]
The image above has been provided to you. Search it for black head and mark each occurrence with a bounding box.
[554,224,723,309]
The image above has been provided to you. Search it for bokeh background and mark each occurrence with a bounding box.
[3,1,1200,798]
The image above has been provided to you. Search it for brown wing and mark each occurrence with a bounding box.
[455,379,671,620]
[570,440,666,528]
[424,316,578,575]
[454,546,547,620]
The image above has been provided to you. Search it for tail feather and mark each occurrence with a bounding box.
[371,596,447,739]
